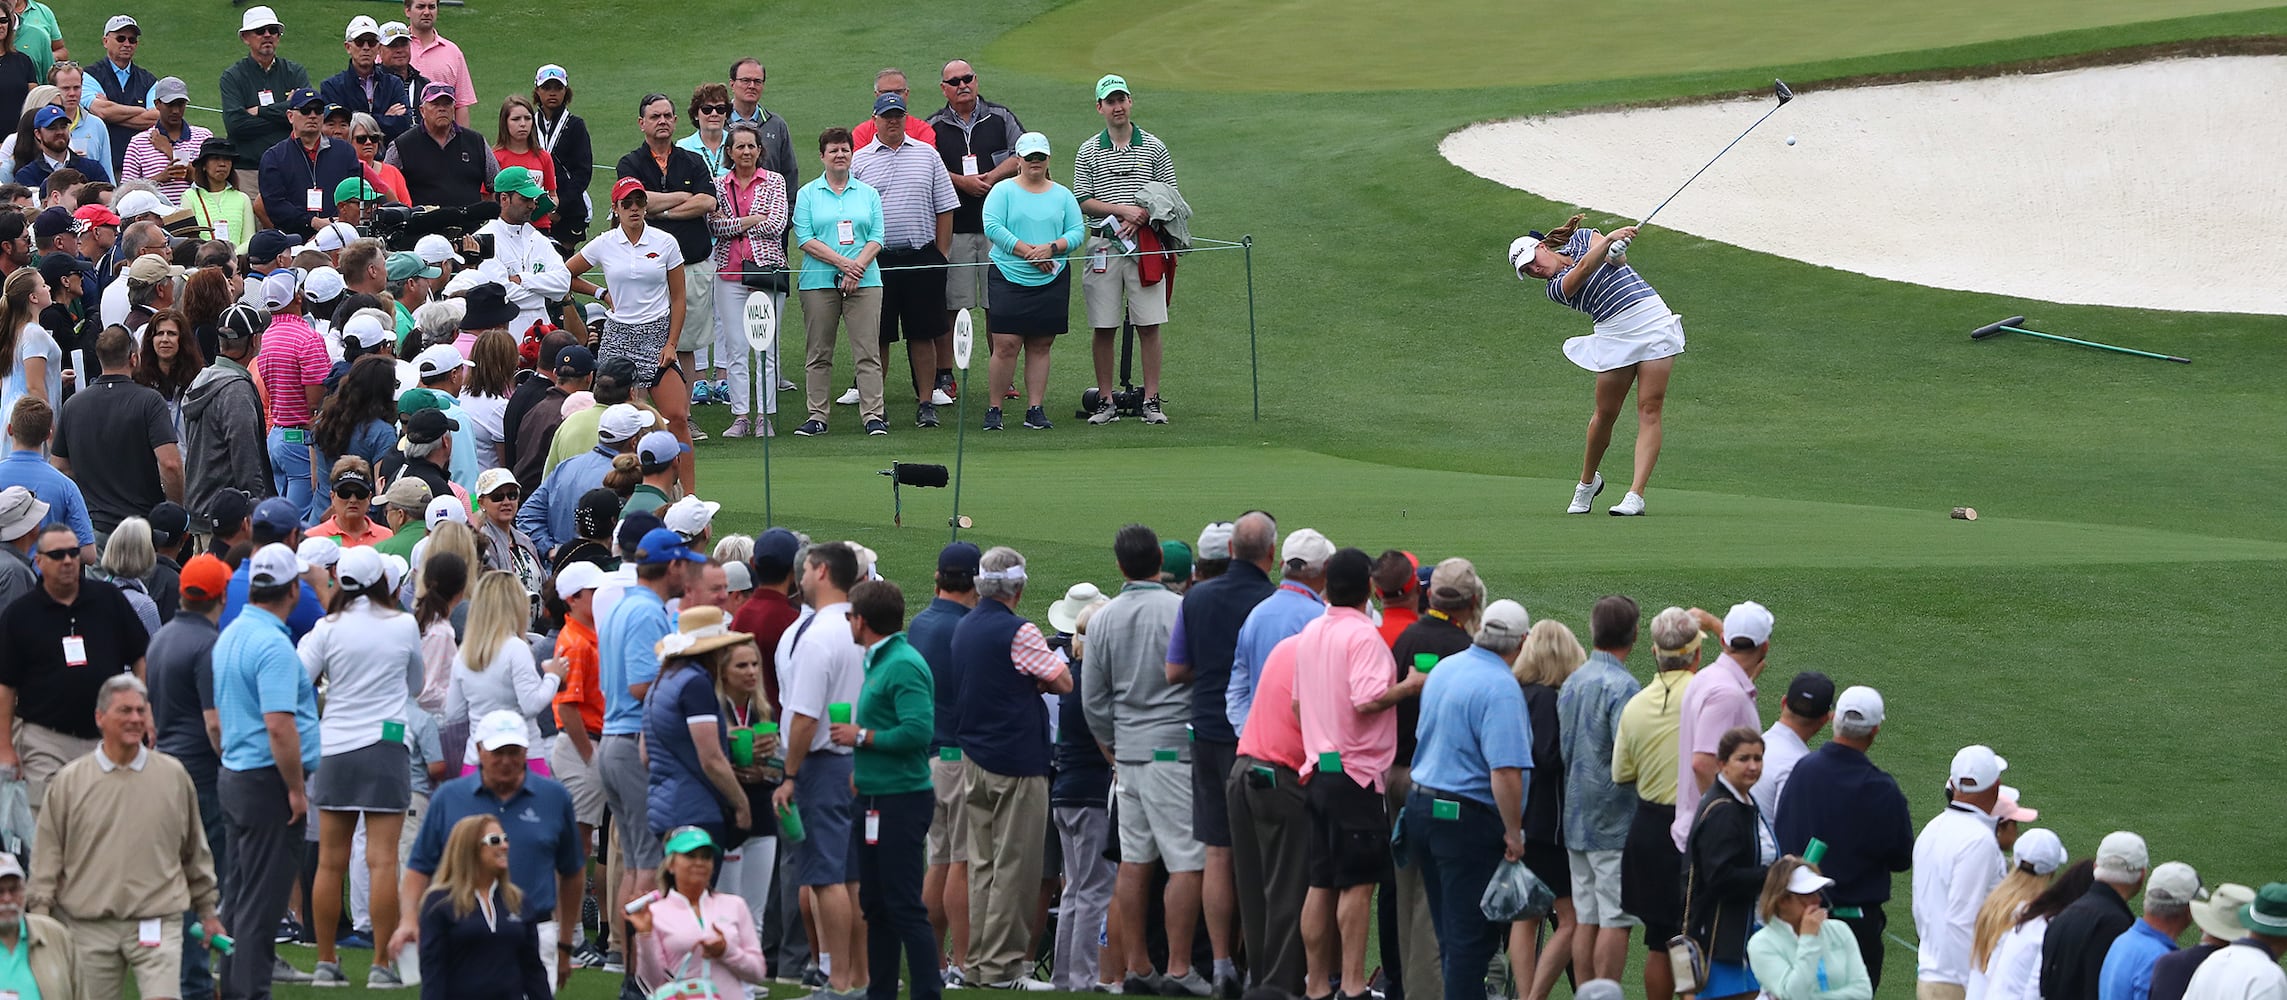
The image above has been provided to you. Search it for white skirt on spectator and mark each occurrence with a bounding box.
[1563,295,1686,373]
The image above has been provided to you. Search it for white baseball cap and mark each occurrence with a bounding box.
[343,14,380,42]
[535,64,569,87]
[1948,745,2008,794]
[663,495,720,540]
[424,495,468,528]
[261,269,303,310]
[2012,829,2067,875]
[597,403,658,443]
[381,553,410,594]
[310,221,360,254]
[1509,235,1542,278]
[2146,862,2204,906]
[1723,600,1774,647]
[302,265,345,304]
[105,14,140,34]
[113,189,173,221]
[1280,528,1335,571]
[295,535,342,569]
[414,344,471,380]
[247,542,309,587]
[1476,599,1531,646]
[723,561,753,593]
[473,709,530,751]
[414,233,458,266]
[0,852,21,880]
[1195,521,1233,561]
[2095,831,2149,880]
[341,310,392,350]
[1835,685,1885,727]
[337,546,387,590]
[240,5,282,34]
[378,21,410,45]
[554,560,608,599]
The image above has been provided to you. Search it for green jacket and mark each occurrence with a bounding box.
[375,520,427,561]
[853,632,935,796]
[218,54,310,171]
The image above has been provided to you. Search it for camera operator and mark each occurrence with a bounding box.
[334,177,384,229]
[474,166,571,334]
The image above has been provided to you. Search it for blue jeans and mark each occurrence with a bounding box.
[268,428,315,523]
[182,774,228,1000]
[1405,788,1505,1000]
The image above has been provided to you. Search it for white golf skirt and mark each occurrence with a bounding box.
[1563,295,1686,373]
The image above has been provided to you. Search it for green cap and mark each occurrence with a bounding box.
[396,387,445,418]
[1095,74,1130,101]
[333,177,381,204]
[1160,539,1191,581]
[386,250,440,282]
[662,825,716,857]
[2245,882,2287,936]
[492,166,556,218]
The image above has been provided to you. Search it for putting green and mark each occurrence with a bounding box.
[988,0,2283,92]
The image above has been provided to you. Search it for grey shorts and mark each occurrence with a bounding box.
[945,232,990,311]
[598,734,662,869]
[313,740,412,812]
[792,751,856,887]
[548,736,606,827]
[1115,759,1202,872]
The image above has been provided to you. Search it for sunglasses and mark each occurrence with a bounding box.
[250,26,280,36]
[354,134,380,145]
[481,833,509,846]
[698,103,731,116]
[1023,153,1048,163]
[112,33,140,44]
[943,74,975,87]
[335,483,373,500]
[348,37,377,48]
[485,488,520,502]
[39,547,78,561]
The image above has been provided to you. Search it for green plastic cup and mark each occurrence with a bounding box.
[731,728,755,766]
[778,802,807,842]
[827,703,853,724]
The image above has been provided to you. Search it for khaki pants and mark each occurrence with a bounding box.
[1385,764,1442,1000]
[16,722,98,812]
[800,286,884,424]
[962,766,1048,985]
[66,913,184,999]
[1919,982,1969,1000]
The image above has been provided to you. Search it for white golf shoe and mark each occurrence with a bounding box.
[1567,473,1604,514]
[836,387,861,405]
[1610,491,1647,516]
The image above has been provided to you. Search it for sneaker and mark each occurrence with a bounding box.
[794,420,828,437]
[944,965,969,987]
[572,942,609,969]
[917,403,939,428]
[689,424,709,441]
[759,417,776,437]
[1162,969,1213,997]
[778,379,798,392]
[1092,984,1125,995]
[983,407,1004,431]
[1141,396,1168,424]
[338,929,373,949]
[930,388,955,406]
[1567,472,1605,514]
[1609,491,1647,516]
[1022,406,1052,430]
[1215,971,1243,999]
[367,963,406,988]
[989,979,1055,991]
[836,387,861,405]
[274,916,303,944]
[1087,398,1119,425]
[1124,973,1163,996]
[273,957,316,983]
[310,961,348,987]
[803,965,830,989]
[724,416,751,438]
[715,378,731,401]
[1003,388,1020,400]
[937,371,959,400]
[865,417,889,436]
[691,381,713,405]
[602,949,627,973]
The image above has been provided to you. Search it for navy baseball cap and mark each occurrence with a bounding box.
[752,527,801,575]
[250,497,301,543]
[247,229,298,263]
[634,528,707,566]
[938,541,981,574]
[552,344,596,377]
[202,488,256,532]
[286,88,326,111]
[615,511,663,560]
[872,92,907,116]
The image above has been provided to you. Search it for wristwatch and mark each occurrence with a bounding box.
[859,728,872,748]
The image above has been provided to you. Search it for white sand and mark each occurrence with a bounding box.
[1441,57,2287,315]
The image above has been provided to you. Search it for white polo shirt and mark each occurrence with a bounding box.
[1912,801,2007,985]
[1752,720,1813,817]
[579,224,685,326]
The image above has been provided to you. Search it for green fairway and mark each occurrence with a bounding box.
[987,0,2286,91]
[54,1,2287,999]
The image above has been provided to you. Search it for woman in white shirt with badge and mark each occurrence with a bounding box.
[443,570,567,773]
[569,175,695,490]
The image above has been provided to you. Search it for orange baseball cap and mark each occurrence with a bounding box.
[180,554,232,601]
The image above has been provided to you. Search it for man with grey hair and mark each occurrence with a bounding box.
[124,255,182,335]
[27,674,224,1000]
[1082,525,1207,996]
[2097,861,2200,1000]
[1612,606,1703,1000]
[1402,597,1530,1000]
[951,546,1073,988]
[2043,832,2153,1000]
[101,219,170,327]
[1775,685,1911,989]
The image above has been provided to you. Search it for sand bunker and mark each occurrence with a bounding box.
[1442,57,2287,315]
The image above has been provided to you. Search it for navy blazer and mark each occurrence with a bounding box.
[256,134,361,236]
[416,886,551,1000]
[320,65,415,140]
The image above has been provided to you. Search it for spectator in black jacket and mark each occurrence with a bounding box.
[1773,684,1913,988]
[181,305,270,516]
[532,66,592,244]
[2040,832,2148,1000]
[256,89,359,237]
[415,814,551,999]
[1683,727,1771,1000]
[320,16,412,142]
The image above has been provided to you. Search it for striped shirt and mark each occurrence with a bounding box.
[1546,229,1660,322]
[1071,125,1176,215]
[255,313,330,429]
[850,137,957,251]
[119,124,211,204]
[1009,622,1065,679]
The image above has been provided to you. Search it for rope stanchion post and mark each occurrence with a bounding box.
[1243,234,1258,422]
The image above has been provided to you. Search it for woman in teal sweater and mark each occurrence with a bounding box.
[829,578,942,1000]
[1747,857,1874,1000]
[979,130,1086,431]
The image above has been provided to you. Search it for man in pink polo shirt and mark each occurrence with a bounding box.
[1668,600,1772,851]
[1292,548,1426,1000]
[253,268,332,519]
[401,0,473,126]
[1230,634,1311,997]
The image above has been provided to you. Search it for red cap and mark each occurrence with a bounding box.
[73,204,122,227]
[610,177,646,204]
[180,553,232,601]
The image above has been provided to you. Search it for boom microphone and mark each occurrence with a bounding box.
[879,464,950,488]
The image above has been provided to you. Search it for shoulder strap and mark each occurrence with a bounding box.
[1678,794,1736,932]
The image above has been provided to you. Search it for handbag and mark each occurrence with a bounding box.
[737,267,789,295]
[1671,794,1735,995]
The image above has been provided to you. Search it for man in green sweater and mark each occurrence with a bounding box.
[830,579,943,1000]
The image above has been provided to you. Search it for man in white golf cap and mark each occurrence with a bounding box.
[1775,684,1912,987]
[1913,745,2013,1000]
[517,402,651,557]
[1669,600,1770,851]
[1226,524,1332,732]
[319,15,411,141]
[220,5,311,189]
[2043,831,2152,1000]
[412,343,480,492]
[0,485,47,610]
[2098,861,2202,1000]
[662,493,720,547]
[0,851,80,998]
[87,16,161,176]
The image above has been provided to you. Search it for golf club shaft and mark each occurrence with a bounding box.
[1640,102,1787,228]
[2001,326,2189,364]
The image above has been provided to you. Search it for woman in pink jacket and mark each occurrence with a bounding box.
[629,826,771,996]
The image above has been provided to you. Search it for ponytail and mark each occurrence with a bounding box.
[1541,213,1586,250]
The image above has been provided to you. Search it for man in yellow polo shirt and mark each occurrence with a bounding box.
[1611,606,1701,1000]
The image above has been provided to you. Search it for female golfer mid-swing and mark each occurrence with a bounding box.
[1512,214,1680,517]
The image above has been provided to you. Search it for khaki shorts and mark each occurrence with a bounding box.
[549,736,606,827]
[945,232,991,311]
[679,259,718,352]
[928,755,969,865]
[1080,236,1170,329]
[66,914,183,1000]
[1568,847,1638,928]
[1115,759,1202,872]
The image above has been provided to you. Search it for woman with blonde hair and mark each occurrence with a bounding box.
[0,265,59,422]
[1967,830,2068,1000]
[629,827,770,996]
[1507,616,1586,1000]
[1746,856,1872,1000]
[414,815,550,999]
[709,634,781,948]
[309,457,391,548]
[445,570,566,773]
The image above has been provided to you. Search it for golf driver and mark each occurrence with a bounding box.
[1970,315,2190,364]
[1637,79,1795,230]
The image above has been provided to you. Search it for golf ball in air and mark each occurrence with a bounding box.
[1786,135,1797,145]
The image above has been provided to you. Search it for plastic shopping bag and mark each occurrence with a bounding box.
[1480,859,1556,922]
[0,780,34,858]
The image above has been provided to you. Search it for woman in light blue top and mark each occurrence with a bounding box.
[978,131,1084,431]
[1747,856,1873,1000]
[788,126,883,437]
